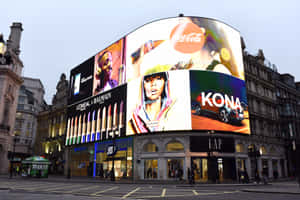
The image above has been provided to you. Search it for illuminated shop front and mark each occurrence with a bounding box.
[94,137,133,179]
[70,137,133,178]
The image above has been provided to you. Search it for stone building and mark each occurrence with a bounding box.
[35,74,69,174]
[0,23,23,174]
[13,77,46,162]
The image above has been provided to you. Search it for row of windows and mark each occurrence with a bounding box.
[244,61,272,82]
[143,142,184,153]
[248,98,277,119]
[144,141,278,155]
[246,80,275,100]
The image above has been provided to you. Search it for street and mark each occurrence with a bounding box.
[0,178,299,200]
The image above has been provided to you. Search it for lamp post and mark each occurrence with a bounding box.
[9,137,17,178]
[0,34,6,55]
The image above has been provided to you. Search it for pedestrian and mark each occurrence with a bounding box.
[255,170,260,184]
[188,168,192,184]
[297,171,300,188]
[262,169,268,185]
[238,168,241,183]
[244,169,249,183]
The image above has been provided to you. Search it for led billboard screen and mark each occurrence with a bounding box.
[93,38,126,96]
[125,17,244,81]
[126,70,191,135]
[67,16,250,145]
[66,85,126,145]
[190,70,249,134]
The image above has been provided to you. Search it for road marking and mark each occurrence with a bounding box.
[13,183,58,190]
[224,190,239,194]
[91,186,118,196]
[161,188,166,197]
[193,190,199,195]
[122,187,140,199]
[41,184,82,192]
[66,185,100,193]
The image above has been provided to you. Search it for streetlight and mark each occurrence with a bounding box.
[0,33,6,55]
[9,137,17,178]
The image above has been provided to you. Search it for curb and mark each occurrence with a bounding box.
[241,189,300,195]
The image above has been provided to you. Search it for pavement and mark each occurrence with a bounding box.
[1,174,299,195]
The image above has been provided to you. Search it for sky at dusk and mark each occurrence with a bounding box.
[1,0,299,104]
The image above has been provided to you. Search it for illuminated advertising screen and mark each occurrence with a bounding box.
[66,85,126,146]
[68,16,250,143]
[125,17,244,81]
[69,57,94,105]
[190,70,249,134]
[93,38,126,96]
[126,70,191,135]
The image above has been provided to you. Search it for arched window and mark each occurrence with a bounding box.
[143,142,158,152]
[166,141,184,152]
[236,143,244,153]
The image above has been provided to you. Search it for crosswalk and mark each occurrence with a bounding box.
[0,180,239,199]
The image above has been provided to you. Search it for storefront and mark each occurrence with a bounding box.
[70,137,133,179]
[94,137,133,179]
[190,136,236,183]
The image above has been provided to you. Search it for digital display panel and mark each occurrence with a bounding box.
[74,73,81,95]
[126,70,191,135]
[68,16,250,144]
[125,17,244,81]
[93,38,126,96]
[69,57,94,105]
[190,70,249,134]
[66,85,126,146]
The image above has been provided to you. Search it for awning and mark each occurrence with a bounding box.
[21,156,51,165]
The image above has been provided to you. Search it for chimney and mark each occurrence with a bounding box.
[7,22,23,56]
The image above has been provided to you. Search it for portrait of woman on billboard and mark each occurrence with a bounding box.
[93,38,126,96]
[127,71,190,134]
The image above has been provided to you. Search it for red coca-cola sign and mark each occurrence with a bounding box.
[170,21,206,54]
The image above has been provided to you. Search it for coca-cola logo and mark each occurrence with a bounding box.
[170,21,205,54]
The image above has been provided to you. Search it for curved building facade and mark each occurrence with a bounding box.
[66,16,289,182]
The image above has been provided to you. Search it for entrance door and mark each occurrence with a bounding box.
[144,160,158,179]
[192,158,208,182]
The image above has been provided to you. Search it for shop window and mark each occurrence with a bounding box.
[259,146,267,155]
[192,158,208,182]
[166,141,184,152]
[143,142,158,152]
[167,159,183,179]
[144,159,158,179]
[236,143,244,153]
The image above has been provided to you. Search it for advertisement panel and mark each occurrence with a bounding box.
[190,70,249,134]
[93,38,126,96]
[68,16,250,142]
[125,17,244,81]
[69,57,94,105]
[66,85,126,145]
[126,70,191,135]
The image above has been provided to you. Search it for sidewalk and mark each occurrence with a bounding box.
[241,181,300,195]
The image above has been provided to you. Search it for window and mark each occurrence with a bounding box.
[143,142,158,152]
[166,141,184,152]
[236,143,244,153]
[259,146,267,155]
